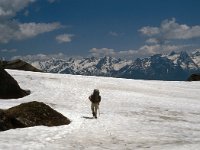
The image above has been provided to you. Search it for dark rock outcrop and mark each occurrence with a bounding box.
[0,59,42,72]
[0,101,70,131]
[0,67,30,99]
[0,108,26,131]
[187,74,200,81]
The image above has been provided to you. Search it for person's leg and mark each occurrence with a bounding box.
[94,103,99,118]
[91,103,95,117]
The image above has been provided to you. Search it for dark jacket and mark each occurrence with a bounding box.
[89,94,101,104]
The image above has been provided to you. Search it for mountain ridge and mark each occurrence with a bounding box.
[24,51,200,81]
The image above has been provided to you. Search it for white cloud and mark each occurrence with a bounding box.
[139,44,161,55]
[19,22,62,39]
[89,48,131,59]
[160,18,200,40]
[139,18,200,41]
[0,0,63,43]
[138,18,200,57]
[11,53,68,62]
[90,48,115,57]
[90,48,140,59]
[139,27,159,36]
[89,44,190,60]
[109,31,119,37]
[138,44,190,56]
[145,38,159,44]
[0,48,17,53]
[56,34,74,43]
[0,0,35,19]
[0,21,62,43]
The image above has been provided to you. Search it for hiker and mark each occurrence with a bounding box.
[89,89,101,118]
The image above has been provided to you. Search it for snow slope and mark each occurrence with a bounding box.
[0,70,200,150]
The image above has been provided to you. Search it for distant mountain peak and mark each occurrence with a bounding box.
[180,51,189,59]
[178,51,194,64]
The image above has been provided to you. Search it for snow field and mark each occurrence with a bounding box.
[0,69,200,150]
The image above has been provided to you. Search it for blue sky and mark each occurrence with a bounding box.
[1,0,200,60]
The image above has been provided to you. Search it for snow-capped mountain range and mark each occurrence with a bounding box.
[29,51,200,81]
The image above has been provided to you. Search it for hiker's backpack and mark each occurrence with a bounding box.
[89,90,101,103]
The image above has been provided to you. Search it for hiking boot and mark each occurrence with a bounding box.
[92,112,95,117]
[94,112,97,118]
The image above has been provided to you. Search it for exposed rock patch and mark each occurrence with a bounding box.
[187,73,200,81]
[0,67,30,99]
[0,101,71,131]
